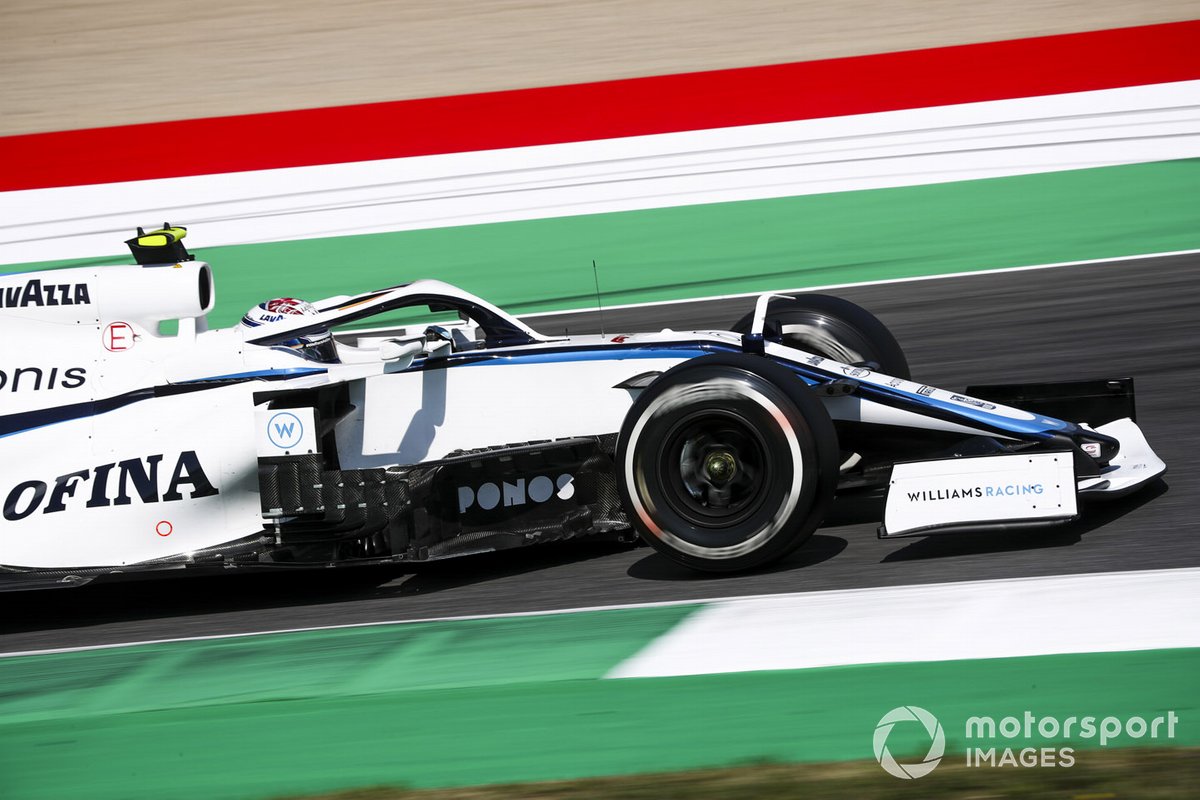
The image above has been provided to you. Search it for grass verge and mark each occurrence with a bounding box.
[281,747,1199,799]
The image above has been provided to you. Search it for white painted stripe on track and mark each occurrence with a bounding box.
[3,567,1196,659]
[330,248,1200,338]
[516,248,1200,319]
[2,81,1197,265]
[605,568,1200,679]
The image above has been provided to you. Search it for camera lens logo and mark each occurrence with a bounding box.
[874,706,945,779]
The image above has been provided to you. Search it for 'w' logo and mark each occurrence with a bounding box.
[266,411,304,449]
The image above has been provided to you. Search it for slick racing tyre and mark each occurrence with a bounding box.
[616,354,838,573]
[733,294,910,379]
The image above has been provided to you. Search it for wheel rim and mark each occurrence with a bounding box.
[658,409,771,529]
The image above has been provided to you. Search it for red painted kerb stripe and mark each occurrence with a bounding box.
[2,20,1197,192]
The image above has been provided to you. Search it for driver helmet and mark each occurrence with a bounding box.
[240,297,340,363]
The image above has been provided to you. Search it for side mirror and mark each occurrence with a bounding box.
[379,339,424,369]
[424,325,453,342]
[423,326,453,358]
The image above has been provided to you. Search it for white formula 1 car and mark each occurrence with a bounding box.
[0,227,1167,588]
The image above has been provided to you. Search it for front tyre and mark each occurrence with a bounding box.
[616,354,838,572]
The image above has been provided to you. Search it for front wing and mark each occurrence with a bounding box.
[878,417,1166,538]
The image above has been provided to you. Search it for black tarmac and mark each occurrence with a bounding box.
[2,253,1196,653]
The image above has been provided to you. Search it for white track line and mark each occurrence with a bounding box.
[344,248,1200,339]
[3,567,1196,659]
[516,248,1200,320]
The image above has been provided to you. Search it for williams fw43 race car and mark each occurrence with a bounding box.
[0,226,1167,588]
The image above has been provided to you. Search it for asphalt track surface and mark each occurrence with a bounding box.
[2,253,1197,653]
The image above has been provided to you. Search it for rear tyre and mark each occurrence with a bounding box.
[616,354,838,573]
[733,294,910,379]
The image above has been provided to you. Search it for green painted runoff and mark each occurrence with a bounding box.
[0,644,1194,800]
